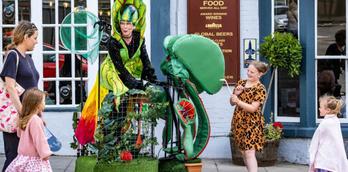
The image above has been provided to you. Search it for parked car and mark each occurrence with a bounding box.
[43,43,88,104]
[274,5,289,31]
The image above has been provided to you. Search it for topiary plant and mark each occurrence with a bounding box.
[260,32,302,77]
[259,32,303,112]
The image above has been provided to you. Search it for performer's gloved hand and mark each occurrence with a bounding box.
[94,20,111,33]
[142,67,157,83]
[133,80,145,90]
[148,72,157,83]
[101,32,110,45]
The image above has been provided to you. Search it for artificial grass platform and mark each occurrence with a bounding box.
[75,156,159,172]
[158,158,187,172]
[75,156,96,172]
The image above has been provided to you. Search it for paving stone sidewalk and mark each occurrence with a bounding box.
[0,155,308,172]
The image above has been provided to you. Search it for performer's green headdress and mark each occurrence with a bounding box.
[120,5,138,24]
[112,0,146,41]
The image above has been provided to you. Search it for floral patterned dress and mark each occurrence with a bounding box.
[5,155,52,172]
[231,80,266,151]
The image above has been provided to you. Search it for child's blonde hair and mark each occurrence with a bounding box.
[319,95,342,115]
[250,61,269,74]
[19,88,46,130]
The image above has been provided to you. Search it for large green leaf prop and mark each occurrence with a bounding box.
[161,34,224,160]
[162,34,225,94]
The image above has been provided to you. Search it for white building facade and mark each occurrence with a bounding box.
[2,0,347,165]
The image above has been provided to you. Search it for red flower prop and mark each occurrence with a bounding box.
[120,150,133,161]
[273,122,283,129]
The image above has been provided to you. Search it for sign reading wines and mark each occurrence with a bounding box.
[188,0,240,84]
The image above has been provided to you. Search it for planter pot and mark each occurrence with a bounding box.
[185,163,202,172]
[229,137,280,167]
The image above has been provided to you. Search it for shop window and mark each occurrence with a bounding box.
[58,1,71,24]
[2,0,91,108]
[43,0,55,24]
[316,0,347,120]
[2,28,14,51]
[3,0,15,25]
[74,0,86,8]
[43,54,57,78]
[18,0,30,21]
[1,0,30,58]
[43,27,55,51]
[273,0,300,120]
[44,81,56,105]
[42,0,88,107]
[98,0,111,51]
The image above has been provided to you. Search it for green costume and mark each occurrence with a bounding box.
[75,0,156,145]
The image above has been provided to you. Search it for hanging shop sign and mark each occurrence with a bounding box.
[188,0,240,84]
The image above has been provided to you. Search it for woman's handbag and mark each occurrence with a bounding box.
[0,50,25,133]
[44,126,62,152]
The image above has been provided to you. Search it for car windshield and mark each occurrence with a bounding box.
[275,7,288,15]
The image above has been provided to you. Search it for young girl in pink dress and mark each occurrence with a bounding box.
[6,88,52,172]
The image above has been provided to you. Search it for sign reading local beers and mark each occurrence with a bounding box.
[188,0,240,84]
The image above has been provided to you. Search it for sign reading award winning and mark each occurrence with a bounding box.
[188,0,240,84]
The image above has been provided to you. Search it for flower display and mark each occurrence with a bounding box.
[264,113,283,141]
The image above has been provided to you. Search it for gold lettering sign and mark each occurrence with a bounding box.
[188,0,240,84]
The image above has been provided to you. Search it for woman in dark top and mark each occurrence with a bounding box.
[318,29,345,97]
[0,20,39,171]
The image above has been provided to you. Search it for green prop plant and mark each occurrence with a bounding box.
[88,87,168,163]
[259,32,302,113]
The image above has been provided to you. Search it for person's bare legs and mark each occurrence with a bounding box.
[244,149,258,172]
[240,151,249,171]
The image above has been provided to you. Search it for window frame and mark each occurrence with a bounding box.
[314,0,348,123]
[271,0,301,123]
[1,0,23,66]
[40,0,90,108]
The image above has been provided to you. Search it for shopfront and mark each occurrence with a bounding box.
[262,0,348,136]
[2,0,346,162]
[0,0,152,110]
[257,0,348,163]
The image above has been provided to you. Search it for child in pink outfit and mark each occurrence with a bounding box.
[309,95,348,172]
[5,88,52,172]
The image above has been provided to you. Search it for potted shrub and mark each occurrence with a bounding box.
[256,113,284,166]
[230,113,284,167]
